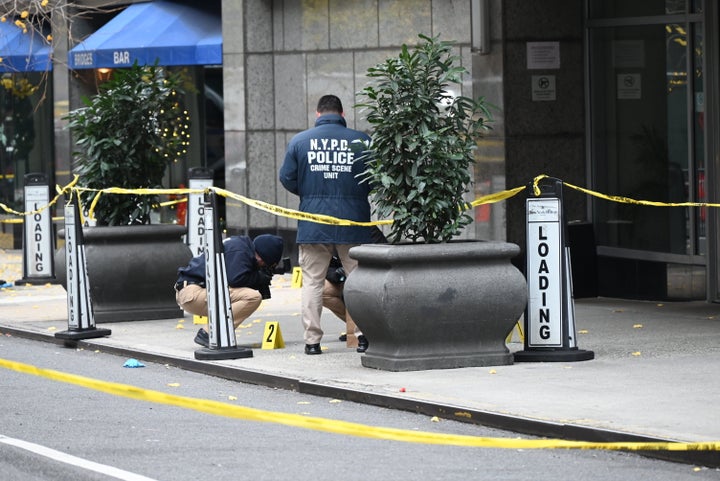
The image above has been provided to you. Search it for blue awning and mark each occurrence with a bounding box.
[0,22,52,72]
[68,1,221,70]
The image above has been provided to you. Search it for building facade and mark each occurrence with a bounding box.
[1,0,717,301]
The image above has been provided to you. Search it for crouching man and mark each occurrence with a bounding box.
[174,234,284,347]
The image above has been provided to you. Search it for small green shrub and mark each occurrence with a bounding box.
[356,34,493,243]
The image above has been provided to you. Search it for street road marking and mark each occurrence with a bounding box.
[1,357,719,452]
[0,434,159,481]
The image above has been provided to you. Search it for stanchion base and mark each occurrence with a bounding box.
[17,276,59,285]
[513,348,594,363]
[55,328,112,341]
[194,346,254,360]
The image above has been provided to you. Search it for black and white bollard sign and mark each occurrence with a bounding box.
[514,178,594,362]
[194,192,253,360]
[186,167,214,257]
[19,173,57,284]
[55,194,111,341]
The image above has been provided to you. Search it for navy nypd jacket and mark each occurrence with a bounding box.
[176,236,267,289]
[279,114,375,244]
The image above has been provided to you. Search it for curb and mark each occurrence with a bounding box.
[2,323,717,468]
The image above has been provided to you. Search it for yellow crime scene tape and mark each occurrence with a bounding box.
[1,174,718,226]
[0,356,717,452]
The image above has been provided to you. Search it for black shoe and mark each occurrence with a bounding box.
[305,343,322,355]
[356,335,369,353]
[338,332,347,342]
[194,328,209,348]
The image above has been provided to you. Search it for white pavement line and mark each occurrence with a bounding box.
[0,434,160,481]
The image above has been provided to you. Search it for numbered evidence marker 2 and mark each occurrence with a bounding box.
[261,321,285,349]
[514,179,593,362]
[55,198,111,341]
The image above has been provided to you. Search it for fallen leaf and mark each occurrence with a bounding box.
[329,399,342,404]
[175,324,184,329]
[167,382,181,387]
[633,324,643,329]
[489,369,497,374]
[430,416,440,423]
[578,329,588,334]
[631,351,641,356]
[47,326,56,331]
[297,401,311,405]
[228,395,237,401]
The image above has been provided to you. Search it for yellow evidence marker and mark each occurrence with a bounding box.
[261,321,285,349]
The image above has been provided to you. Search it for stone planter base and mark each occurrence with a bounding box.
[345,241,527,371]
[56,225,192,323]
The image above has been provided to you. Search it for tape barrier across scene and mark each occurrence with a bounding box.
[2,174,719,226]
[0,357,717,452]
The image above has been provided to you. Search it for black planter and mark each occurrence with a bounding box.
[56,225,192,323]
[344,241,528,371]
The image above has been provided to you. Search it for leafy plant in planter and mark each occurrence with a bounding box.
[65,63,191,225]
[355,33,493,243]
[345,35,527,371]
[55,64,194,322]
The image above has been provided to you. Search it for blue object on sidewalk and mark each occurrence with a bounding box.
[123,358,145,368]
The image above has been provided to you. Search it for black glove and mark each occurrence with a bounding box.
[257,267,273,299]
[326,256,346,284]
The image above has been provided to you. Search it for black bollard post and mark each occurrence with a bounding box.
[514,177,594,362]
[55,192,111,341]
[194,192,253,360]
[18,173,58,285]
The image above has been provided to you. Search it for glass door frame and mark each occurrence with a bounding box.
[705,0,720,301]
[585,5,714,299]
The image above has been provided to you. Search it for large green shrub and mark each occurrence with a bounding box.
[356,34,493,243]
[66,63,190,225]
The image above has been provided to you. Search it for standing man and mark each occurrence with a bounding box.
[279,94,374,355]
[175,234,284,347]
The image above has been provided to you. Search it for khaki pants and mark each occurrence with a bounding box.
[175,284,262,329]
[299,244,361,344]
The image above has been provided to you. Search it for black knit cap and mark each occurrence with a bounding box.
[253,234,284,265]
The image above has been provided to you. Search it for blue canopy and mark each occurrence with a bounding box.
[0,22,52,72]
[68,1,221,69]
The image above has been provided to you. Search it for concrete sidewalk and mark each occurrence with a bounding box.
[1,248,719,467]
